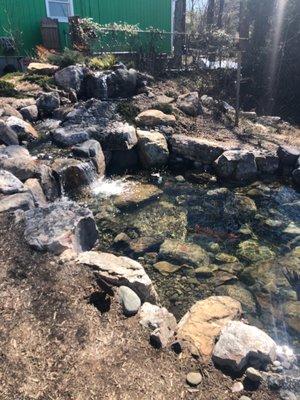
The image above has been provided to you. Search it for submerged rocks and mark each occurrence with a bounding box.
[159,239,209,268]
[77,251,157,302]
[135,110,176,127]
[137,130,169,168]
[169,135,224,164]
[212,321,277,373]
[113,183,162,210]
[214,150,257,181]
[237,240,275,263]
[177,92,202,116]
[177,296,242,362]
[24,201,98,254]
[52,126,90,147]
[0,169,24,194]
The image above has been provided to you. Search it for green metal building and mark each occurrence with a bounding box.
[0,0,173,56]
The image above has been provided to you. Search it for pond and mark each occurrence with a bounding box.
[81,172,300,353]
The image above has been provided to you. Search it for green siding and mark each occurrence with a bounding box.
[0,0,172,55]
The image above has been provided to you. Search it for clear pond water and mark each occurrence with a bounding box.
[82,173,300,353]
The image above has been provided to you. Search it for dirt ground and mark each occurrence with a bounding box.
[0,213,281,400]
[133,76,300,152]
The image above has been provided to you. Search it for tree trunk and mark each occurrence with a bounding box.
[207,0,215,28]
[173,0,186,66]
[217,0,225,28]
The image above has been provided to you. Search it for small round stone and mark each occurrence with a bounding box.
[240,397,251,400]
[245,367,263,382]
[273,360,281,367]
[118,286,141,316]
[231,382,244,393]
[186,372,202,387]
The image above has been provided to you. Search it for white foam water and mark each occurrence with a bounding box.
[90,177,134,198]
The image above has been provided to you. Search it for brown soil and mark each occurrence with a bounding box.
[0,213,280,400]
[133,77,300,153]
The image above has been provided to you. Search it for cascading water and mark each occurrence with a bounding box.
[90,176,134,198]
[99,74,108,100]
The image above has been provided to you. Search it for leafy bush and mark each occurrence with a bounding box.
[0,80,18,96]
[47,48,84,68]
[21,74,54,90]
[117,101,140,123]
[152,102,173,115]
[88,54,116,70]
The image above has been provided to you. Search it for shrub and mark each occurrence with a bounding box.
[88,54,116,70]
[117,101,140,123]
[21,74,54,90]
[0,79,18,96]
[47,48,84,68]
[152,102,173,115]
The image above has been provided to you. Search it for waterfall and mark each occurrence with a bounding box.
[99,74,108,100]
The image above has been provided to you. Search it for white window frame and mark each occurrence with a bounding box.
[45,0,74,23]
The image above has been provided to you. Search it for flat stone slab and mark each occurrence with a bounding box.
[77,251,157,302]
[169,134,224,164]
[0,169,24,194]
[212,321,277,373]
[24,201,98,254]
[113,183,163,210]
[135,110,176,127]
[177,296,242,363]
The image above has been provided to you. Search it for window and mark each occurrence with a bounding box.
[45,0,74,23]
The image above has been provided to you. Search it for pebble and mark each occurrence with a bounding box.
[273,360,282,367]
[175,175,185,183]
[240,397,252,400]
[231,382,244,393]
[118,286,141,316]
[245,367,263,382]
[186,372,202,387]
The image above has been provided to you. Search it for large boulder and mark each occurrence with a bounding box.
[99,122,137,151]
[6,116,38,142]
[54,65,84,92]
[212,321,277,372]
[24,178,47,207]
[0,145,30,159]
[84,71,110,100]
[137,130,169,168]
[0,169,24,194]
[0,192,34,213]
[214,150,257,181]
[52,158,96,194]
[0,156,39,181]
[113,68,137,97]
[177,296,242,363]
[135,110,176,127]
[177,92,202,116]
[27,62,59,75]
[169,135,224,164]
[292,167,300,187]
[77,251,157,302]
[0,121,19,145]
[72,139,105,175]
[36,92,60,116]
[255,151,279,174]
[0,104,23,119]
[52,126,90,147]
[20,105,39,122]
[159,239,209,267]
[24,201,98,254]
[277,145,300,166]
